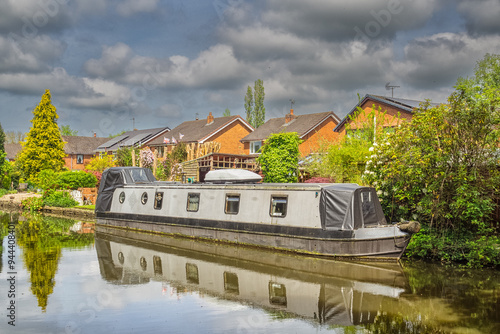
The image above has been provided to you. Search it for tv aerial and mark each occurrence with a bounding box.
[289,98,295,109]
[385,82,400,98]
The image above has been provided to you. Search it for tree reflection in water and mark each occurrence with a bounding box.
[2,212,95,312]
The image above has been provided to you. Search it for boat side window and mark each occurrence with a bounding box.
[154,191,164,210]
[187,193,200,212]
[225,194,240,214]
[224,272,239,295]
[270,196,287,217]
[186,263,199,284]
[269,282,287,307]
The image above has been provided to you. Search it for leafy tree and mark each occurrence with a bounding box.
[223,108,231,117]
[60,124,78,136]
[363,54,500,267]
[244,86,253,126]
[0,123,6,188]
[17,90,66,181]
[0,122,5,153]
[253,79,266,128]
[257,132,301,183]
[115,146,139,166]
[85,154,116,172]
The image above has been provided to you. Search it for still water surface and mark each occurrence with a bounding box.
[0,212,499,333]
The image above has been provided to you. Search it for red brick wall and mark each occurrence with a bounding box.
[64,154,95,170]
[336,99,413,137]
[210,121,251,155]
[299,117,340,157]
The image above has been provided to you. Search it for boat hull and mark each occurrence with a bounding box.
[96,213,411,261]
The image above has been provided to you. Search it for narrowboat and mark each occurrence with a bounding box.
[95,167,419,261]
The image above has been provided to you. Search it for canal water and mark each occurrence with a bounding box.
[1,212,499,334]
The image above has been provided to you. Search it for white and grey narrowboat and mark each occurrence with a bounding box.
[95,167,419,261]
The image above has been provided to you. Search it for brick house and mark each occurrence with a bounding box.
[240,110,341,157]
[147,113,254,159]
[334,94,440,136]
[62,136,110,170]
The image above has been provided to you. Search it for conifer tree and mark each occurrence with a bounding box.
[253,79,266,128]
[244,86,253,126]
[18,90,66,180]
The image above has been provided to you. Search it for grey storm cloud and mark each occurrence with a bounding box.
[262,0,440,42]
[458,0,500,35]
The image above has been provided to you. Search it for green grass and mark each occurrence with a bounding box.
[0,189,17,198]
[75,205,95,210]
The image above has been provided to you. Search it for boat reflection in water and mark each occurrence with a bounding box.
[95,225,408,327]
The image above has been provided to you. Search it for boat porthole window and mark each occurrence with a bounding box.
[270,196,288,218]
[225,194,240,215]
[140,257,147,271]
[119,191,125,204]
[118,252,124,264]
[186,263,199,284]
[141,192,148,205]
[187,193,200,212]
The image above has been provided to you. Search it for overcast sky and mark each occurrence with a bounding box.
[1,0,500,137]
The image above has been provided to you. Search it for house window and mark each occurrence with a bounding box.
[250,141,262,154]
[76,154,84,164]
[270,196,288,217]
[225,194,240,214]
[187,193,200,212]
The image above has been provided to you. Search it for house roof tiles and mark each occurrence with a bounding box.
[148,115,253,145]
[241,111,340,142]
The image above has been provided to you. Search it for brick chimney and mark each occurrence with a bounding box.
[285,109,296,123]
[207,112,214,125]
[93,132,96,138]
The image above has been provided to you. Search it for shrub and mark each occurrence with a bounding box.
[85,154,116,172]
[56,171,97,189]
[43,191,78,208]
[21,196,44,213]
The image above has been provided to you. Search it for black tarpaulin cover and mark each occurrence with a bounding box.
[319,184,387,230]
[95,167,156,213]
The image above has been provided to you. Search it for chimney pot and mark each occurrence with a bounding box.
[207,112,214,124]
[285,109,296,123]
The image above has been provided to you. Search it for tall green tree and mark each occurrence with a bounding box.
[244,86,253,126]
[60,125,78,136]
[17,90,66,181]
[223,108,231,117]
[257,132,301,183]
[253,79,266,128]
[244,79,266,128]
[0,123,5,153]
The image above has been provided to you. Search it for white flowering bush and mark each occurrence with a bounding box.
[140,147,155,169]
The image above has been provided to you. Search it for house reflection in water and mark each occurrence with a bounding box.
[95,226,408,326]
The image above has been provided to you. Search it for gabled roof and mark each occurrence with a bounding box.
[241,111,340,142]
[96,127,170,152]
[334,94,441,132]
[147,116,253,145]
[62,136,110,155]
[4,143,21,161]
